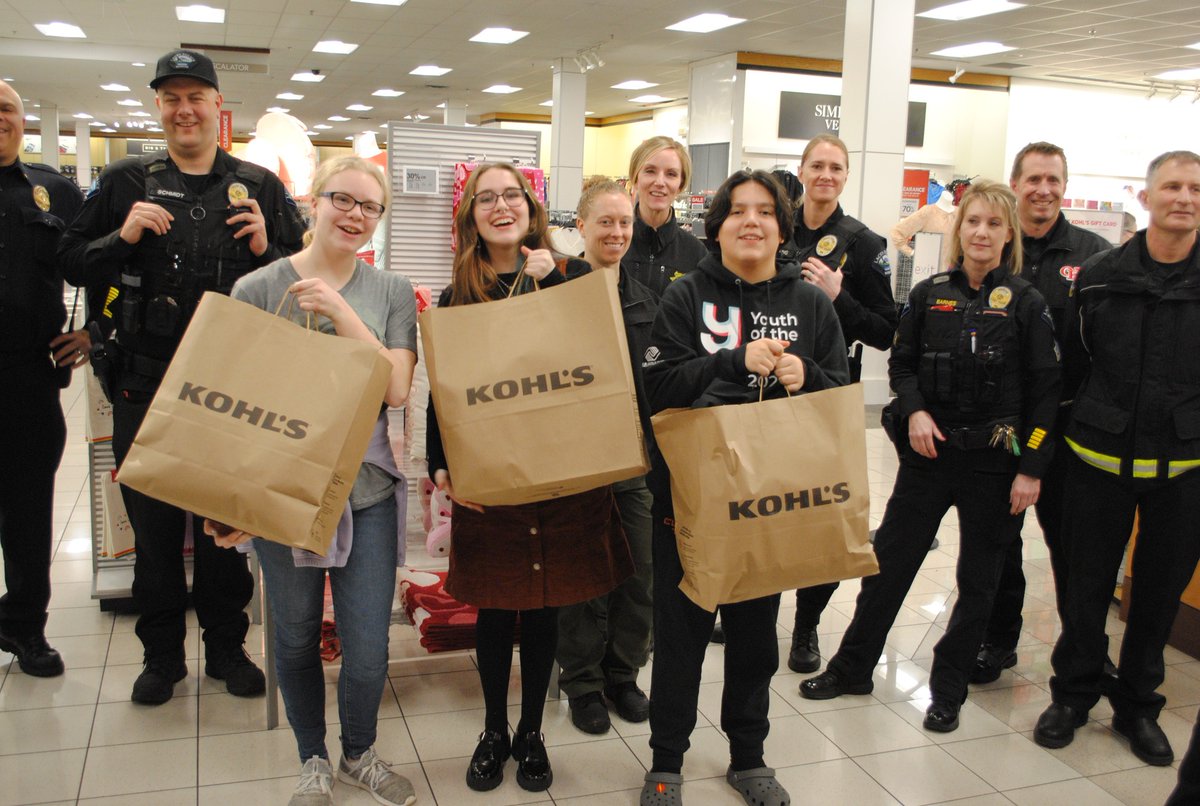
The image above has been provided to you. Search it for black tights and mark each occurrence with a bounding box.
[475,607,559,736]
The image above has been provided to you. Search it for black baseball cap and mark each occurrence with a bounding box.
[150,49,220,91]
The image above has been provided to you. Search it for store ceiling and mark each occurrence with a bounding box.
[1,0,1199,144]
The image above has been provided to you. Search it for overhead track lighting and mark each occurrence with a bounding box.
[948,67,966,84]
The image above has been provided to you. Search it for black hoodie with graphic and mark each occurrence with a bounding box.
[645,253,850,413]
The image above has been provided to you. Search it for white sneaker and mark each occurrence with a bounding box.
[289,756,334,806]
[338,747,416,806]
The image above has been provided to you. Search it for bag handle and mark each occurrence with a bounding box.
[505,273,540,299]
[757,374,795,402]
[272,291,317,332]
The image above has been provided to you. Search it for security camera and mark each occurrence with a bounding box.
[311,68,321,76]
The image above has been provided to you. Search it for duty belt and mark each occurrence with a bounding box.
[941,419,1020,452]
[120,349,170,381]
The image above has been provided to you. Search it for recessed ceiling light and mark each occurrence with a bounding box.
[1157,67,1200,81]
[276,92,304,100]
[291,72,326,82]
[88,121,105,127]
[117,99,143,107]
[305,130,318,135]
[313,40,358,55]
[267,106,289,113]
[148,126,162,131]
[101,127,117,133]
[409,65,451,76]
[665,13,744,33]
[175,5,225,23]
[345,136,355,140]
[918,1,1024,21]
[403,113,430,121]
[351,0,408,5]
[379,122,389,128]
[328,115,351,121]
[132,62,146,67]
[129,111,151,117]
[313,123,332,130]
[35,21,86,38]
[346,103,373,111]
[929,41,1015,58]
[1,77,12,82]
[470,27,528,44]
[611,80,658,91]
[539,99,554,107]
[630,94,670,104]
[25,114,39,121]
[1188,42,1200,51]
[482,84,521,94]
[101,83,130,92]
[73,112,93,119]
[372,88,405,97]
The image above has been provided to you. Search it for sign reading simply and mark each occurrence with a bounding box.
[779,92,927,148]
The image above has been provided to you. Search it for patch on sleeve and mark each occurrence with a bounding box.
[872,249,891,277]
[1026,427,1047,451]
[643,345,662,366]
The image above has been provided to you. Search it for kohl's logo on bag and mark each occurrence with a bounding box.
[728,482,851,520]
[465,365,595,406]
[177,381,309,439]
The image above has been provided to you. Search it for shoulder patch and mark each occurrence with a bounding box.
[932,274,950,285]
[873,249,891,277]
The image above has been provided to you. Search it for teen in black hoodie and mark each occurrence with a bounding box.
[639,170,849,806]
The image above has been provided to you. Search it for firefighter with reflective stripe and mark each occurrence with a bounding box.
[1036,151,1200,766]
[56,50,305,707]
[800,181,1061,737]
[780,134,898,675]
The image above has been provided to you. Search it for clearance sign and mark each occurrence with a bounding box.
[219,110,233,151]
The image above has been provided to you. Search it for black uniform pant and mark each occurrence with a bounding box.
[1049,452,1200,720]
[648,502,779,774]
[827,446,1024,705]
[984,433,1073,651]
[0,360,64,636]
[111,379,252,661]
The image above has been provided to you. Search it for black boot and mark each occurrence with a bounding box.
[787,627,820,673]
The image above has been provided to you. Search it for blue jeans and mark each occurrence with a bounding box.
[254,495,398,761]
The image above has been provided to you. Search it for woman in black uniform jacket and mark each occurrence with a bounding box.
[786,133,899,673]
[622,136,708,301]
[799,181,1061,735]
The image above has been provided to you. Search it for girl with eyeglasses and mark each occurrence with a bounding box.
[426,163,633,795]
[210,156,420,806]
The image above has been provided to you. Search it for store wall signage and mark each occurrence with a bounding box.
[125,140,169,156]
[212,61,269,75]
[403,165,439,195]
[219,110,233,151]
[779,92,926,148]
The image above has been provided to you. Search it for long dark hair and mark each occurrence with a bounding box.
[449,163,553,305]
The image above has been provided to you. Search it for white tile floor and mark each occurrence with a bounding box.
[1,373,1194,804]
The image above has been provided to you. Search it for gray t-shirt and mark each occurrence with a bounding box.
[232,257,417,509]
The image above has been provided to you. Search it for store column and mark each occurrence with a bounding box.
[75,121,91,190]
[442,100,466,126]
[838,0,915,401]
[548,58,585,211]
[685,54,745,191]
[40,107,60,170]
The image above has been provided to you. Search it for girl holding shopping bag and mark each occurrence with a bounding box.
[426,163,632,794]
[209,156,418,806]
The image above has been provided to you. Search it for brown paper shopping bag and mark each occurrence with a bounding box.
[420,270,648,505]
[651,383,878,611]
[117,292,392,555]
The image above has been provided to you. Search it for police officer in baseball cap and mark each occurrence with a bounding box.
[150,49,220,91]
[59,48,305,706]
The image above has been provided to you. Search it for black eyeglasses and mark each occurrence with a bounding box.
[473,187,527,211]
[319,191,385,219]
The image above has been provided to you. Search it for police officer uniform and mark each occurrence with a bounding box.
[980,213,1110,673]
[0,158,82,675]
[802,263,1060,719]
[1041,232,1200,760]
[785,203,898,671]
[57,52,305,694]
